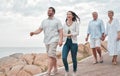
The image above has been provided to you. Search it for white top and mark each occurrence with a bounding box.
[40,17,63,44]
[63,22,79,43]
[105,18,120,56]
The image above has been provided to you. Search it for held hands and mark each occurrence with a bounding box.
[85,37,88,42]
[58,40,63,47]
[101,35,106,41]
[101,36,105,41]
[117,33,120,41]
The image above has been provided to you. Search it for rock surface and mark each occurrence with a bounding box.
[0,41,107,76]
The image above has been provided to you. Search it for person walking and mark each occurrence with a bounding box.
[104,10,120,65]
[30,7,63,76]
[85,12,105,64]
[62,11,80,76]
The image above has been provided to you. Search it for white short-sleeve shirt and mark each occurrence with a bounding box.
[40,17,62,44]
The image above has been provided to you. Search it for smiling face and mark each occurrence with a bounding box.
[92,12,98,20]
[108,11,114,19]
[47,8,55,17]
[67,11,73,20]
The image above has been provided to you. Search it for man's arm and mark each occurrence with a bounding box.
[30,28,43,36]
[57,19,63,46]
[100,20,105,41]
[58,29,63,46]
[85,34,89,41]
[85,22,90,41]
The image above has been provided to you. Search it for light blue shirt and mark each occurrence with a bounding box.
[87,19,105,39]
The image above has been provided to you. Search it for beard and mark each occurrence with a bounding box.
[48,13,54,17]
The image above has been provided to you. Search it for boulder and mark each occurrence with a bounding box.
[21,54,35,65]
[7,65,24,76]
[0,72,5,76]
[23,65,42,75]
[10,53,23,59]
[17,70,32,76]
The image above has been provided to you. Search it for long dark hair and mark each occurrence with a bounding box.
[66,11,80,22]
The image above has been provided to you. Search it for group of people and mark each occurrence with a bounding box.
[30,7,120,76]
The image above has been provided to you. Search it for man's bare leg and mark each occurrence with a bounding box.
[113,55,118,65]
[47,57,54,76]
[51,58,58,75]
[96,47,103,63]
[92,48,98,64]
[53,58,57,70]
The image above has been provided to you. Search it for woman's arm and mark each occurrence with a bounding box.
[71,22,79,36]
[63,32,72,37]
[116,19,120,40]
[104,23,108,38]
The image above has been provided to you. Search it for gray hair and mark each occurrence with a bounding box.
[108,10,114,15]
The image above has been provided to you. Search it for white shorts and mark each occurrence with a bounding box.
[90,38,101,48]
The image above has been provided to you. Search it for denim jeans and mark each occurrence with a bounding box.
[62,38,78,72]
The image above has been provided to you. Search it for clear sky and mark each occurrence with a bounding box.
[0,0,120,47]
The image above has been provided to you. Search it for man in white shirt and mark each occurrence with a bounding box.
[30,7,63,76]
[86,12,105,64]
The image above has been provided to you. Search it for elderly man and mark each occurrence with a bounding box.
[85,12,105,64]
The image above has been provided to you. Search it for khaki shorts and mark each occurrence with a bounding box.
[45,42,58,58]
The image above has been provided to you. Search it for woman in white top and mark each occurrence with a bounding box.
[62,11,80,76]
[104,10,120,65]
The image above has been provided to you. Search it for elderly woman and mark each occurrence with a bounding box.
[104,10,120,65]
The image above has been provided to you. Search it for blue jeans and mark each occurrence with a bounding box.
[62,38,78,72]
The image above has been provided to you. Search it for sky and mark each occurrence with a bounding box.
[0,0,120,47]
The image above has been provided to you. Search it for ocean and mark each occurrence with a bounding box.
[0,47,45,58]
[0,47,62,58]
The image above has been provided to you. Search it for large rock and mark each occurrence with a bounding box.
[33,53,47,71]
[33,53,47,65]
[0,41,108,76]
[0,56,18,70]
[17,70,32,76]
[7,65,24,76]
[78,43,92,56]
[0,72,5,76]
[23,65,42,75]
[21,54,35,65]
[10,53,23,59]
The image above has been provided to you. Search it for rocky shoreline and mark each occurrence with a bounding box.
[0,41,107,76]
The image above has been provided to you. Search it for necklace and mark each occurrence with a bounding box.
[66,21,73,26]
